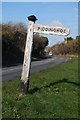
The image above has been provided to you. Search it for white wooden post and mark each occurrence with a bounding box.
[20,15,69,95]
[20,15,37,94]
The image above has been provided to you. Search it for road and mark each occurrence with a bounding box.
[2,56,71,81]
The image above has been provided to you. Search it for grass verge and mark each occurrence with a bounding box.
[2,57,80,119]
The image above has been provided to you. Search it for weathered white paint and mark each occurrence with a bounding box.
[21,21,34,84]
[34,24,70,36]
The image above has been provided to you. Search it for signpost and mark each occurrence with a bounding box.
[34,24,70,36]
[20,15,70,95]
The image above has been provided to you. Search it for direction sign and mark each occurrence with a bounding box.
[34,24,70,36]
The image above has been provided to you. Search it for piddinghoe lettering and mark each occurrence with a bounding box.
[38,26,66,33]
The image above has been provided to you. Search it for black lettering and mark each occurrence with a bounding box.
[53,28,56,32]
[45,28,48,31]
[38,27,40,30]
[64,29,66,33]
[49,28,53,31]
[60,29,63,33]
[42,27,45,31]
[56,29,60,32]
[49,28,51,31]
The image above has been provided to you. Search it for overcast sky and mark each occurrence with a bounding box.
[2,2,78,46]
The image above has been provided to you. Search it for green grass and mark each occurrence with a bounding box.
[0,81,2,120]
[2,57,80,119]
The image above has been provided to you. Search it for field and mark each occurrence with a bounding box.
[2,57,80,119]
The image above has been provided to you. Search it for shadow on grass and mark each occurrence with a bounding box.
[29,78,80,94]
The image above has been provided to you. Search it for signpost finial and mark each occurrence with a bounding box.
[28,15,38,22]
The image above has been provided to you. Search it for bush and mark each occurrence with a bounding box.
[51,36,80,55]
[2,23,49,65]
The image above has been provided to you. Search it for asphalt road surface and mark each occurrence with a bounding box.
[2,56,71,81]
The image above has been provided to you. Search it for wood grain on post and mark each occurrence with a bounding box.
[20,15,37,94]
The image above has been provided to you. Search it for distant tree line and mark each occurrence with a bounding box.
[2,23,79,66]
[50,36,80,55]
[2,23,48,65]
